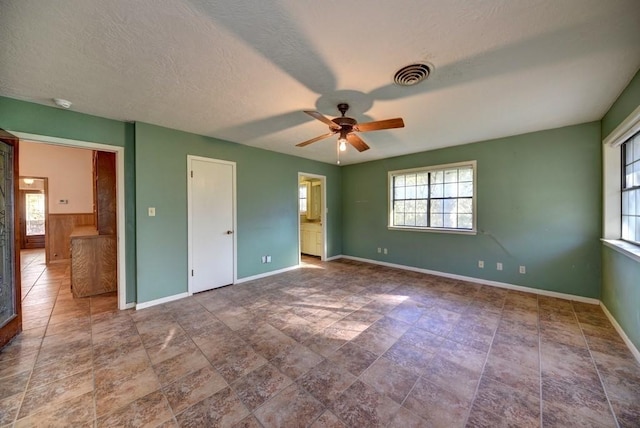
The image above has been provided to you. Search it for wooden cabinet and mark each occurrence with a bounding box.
[300,222,322,256]
[70,226,117,297]
[93,151,117,235]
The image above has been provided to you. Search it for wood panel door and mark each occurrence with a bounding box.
[0,129,21,348]
[19,188,46,249]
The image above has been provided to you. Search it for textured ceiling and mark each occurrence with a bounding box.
[1,0,639,165]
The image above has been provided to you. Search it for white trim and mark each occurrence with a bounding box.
[603,104,640,147]
[325,254,343,261]
[388,160,477,234]
[340,255,600,304]
[123,302,136,310]
[298,172,327,261]
[600,302,640,364]
[136,292,189,310]
[235,265,299,284]
[187,155,237,294]
[10,131,128,310]
[602,239,640,263]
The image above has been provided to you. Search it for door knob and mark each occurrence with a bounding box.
[226,230,233,235]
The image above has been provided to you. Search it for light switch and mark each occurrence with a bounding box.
[148,207,156,217]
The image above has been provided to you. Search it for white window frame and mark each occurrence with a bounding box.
[388,160,477,234]
[602,104,640,262]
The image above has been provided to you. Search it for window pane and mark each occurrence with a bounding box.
[629,190,636,216]
[416,185,428,198]
[430,199,443,213]
[394,213,404,226]
[416,214,428,226]
[633,136,640,161]
[431,184,443,198]
[634,161,640,187]
[444,212,457,228]
[625,140,634,165]
[406,174,416,186]
[416,199,428,213]
[444,183,457,198]
[395,175,405,187]
[406,200,416,213]
[444,199,457,214]
[622,215,631,240]
[431,213,443,227]
[395,200,405,213]
[406,186,416,199]
[459,168,472,182]
[405,213,416,226]
[459,182,473,197]
[458,214,472,229]
[417,172,429,185]
[395,187,405,199]
[458,198,472,214]
[25,193,45,236]
[432,171,444,184]
[444,170,458,183]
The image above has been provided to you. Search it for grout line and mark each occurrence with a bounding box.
[537,295,543,428]
[573,302,621,428]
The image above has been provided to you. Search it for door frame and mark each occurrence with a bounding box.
[186,155,237,295]
[0,130,20,348]
[10,131,128,310]
[298,172,327,262]
[18,177,48,251]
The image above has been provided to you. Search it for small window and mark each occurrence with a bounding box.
[299,184,308,214]
[622,132,640,245]
[389,161,476,233]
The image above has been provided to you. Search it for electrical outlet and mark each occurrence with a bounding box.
[377,247,381,253]
[261,256,266,263]
[497,262,503,271]
[383,248,388,254]
[148,207,156,217]
[478,260,484,268]
[519,265,526,274]
[266,255,272,263]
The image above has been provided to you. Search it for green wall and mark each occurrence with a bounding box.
[601,68,640,352]
[342,122,602,298]
[134,122,342,303]
[0,96,138,304]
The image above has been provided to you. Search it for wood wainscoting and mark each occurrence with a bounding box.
[47,213,95,263]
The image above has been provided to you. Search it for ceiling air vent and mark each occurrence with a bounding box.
[393,63,431,86]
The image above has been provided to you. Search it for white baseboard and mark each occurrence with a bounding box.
[122,302,136,310]
[235,265,299,284]
[600,303,640,364]
[325,254,343,261]
[340,255,600,304]
[136,292,190,310]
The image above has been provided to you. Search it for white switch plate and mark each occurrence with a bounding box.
[497,262,503,271]
[377,247,381,253]
[383,248,388,254]
[266,255,272,263]
[519,265,526,274]
[148,207,156,217]
[478,260,484,268]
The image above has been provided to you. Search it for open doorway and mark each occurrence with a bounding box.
[19,177,47,250]
[298,173,327,262]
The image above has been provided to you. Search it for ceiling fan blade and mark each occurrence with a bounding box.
[304,111,341,129]
[347,133,370,152]
[296,132,335,147]
[355,118,404,132]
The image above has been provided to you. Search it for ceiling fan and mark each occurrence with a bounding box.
[296,103,404,153]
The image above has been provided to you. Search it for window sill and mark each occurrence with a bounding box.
[602,239,640,263]
[389,226,477,235]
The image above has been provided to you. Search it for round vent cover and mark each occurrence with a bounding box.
[393,63,431,86]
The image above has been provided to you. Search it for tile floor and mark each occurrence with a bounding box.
[1,251,639,427]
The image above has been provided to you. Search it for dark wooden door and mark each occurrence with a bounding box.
[0,129,21,349]
[94,151,116,235]
[19,188,46,249]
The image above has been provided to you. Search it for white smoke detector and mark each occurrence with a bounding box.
[53,98,72,109]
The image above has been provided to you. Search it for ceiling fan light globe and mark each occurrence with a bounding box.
[338,139,347,151]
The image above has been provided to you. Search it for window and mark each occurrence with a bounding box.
[622,131,640,245]
[389,161,476,233]
[299,184,308,214]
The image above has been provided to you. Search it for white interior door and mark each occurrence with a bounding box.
[189,157,235,293]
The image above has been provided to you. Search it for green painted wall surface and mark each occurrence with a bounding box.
[602,69,640,138]
[602,246,640,351]
[601,67,640,352]
[0,96,138,303]
[342,122,602,298]
[134,122,341,304]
